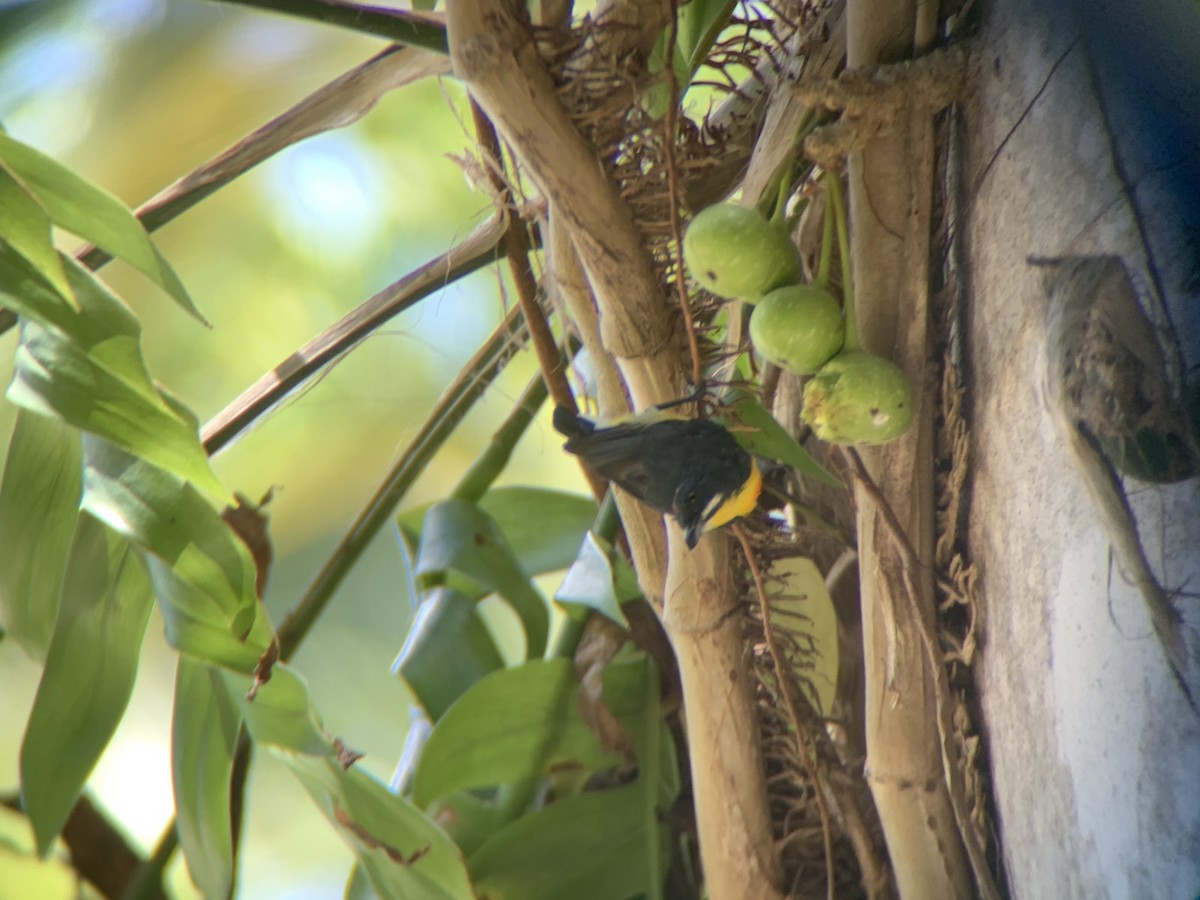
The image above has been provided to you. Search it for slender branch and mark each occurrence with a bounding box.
[734,524,836,900]
[201,213,507,456]
[662,0,704,390]
[452,369,548,504]
[469,104,575,412]
[275,305,526,661]
[121,819,178,900]
[208,0,449,52]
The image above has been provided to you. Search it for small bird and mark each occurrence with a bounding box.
[553,405,762,548]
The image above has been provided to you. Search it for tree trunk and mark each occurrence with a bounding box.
[964,0,1200,895]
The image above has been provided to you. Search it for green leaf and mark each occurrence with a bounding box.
[554,532,639,626]
[399,487,596,578]
[416,498,549,658]
[0,247,228,501]
[769,556,839,716]
[469,784,653,900]
[19,516,153,854]
[0,131,204,321]
[283,753,475,900]
[478,487,597,575]
[222,664,330,756]
[81,438,266,672]
[0,161,75,304]
[172,657,241,900]
[730,392,842,487]
[643,0,736,117]
[0,409,81,657]
[395,587,506,722]
[424,791,506,858]
[413,659,630,808]
[467,652,674,900]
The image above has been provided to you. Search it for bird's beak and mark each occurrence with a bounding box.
[684,520,704,549]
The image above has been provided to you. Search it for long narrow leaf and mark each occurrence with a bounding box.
[0,161,74,304]
[173,657,242,899]
[415,499,548,659]
[284,754,475,900]
[19,516,153,855]
[1,246,228,501]
[413,659,630,808]
[0,131,202,320]
[395,587,505,722]
[82,438,266,671]
[0,409,81,657]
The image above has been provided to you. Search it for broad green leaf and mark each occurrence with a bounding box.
[770,556,839,716]
[554,532,640,626]
[283,753,475,900]
[0,162,74,304]
[395,587,505,722]
[173,657,241,900]
[478,487,596,576]
[425,791,506,858]
[222,664,329,755]
[413,659,632,808]
[20,516,153,854]
[416,498,548,658]
[398,487,596,579]
[0,409,81,657]
[0,131,203,321]
[730,392,841,487]
[82,438,265,671]
[469,784,653,900]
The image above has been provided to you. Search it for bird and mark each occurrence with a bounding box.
[552,404,762,548]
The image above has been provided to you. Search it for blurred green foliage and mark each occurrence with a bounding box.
[0,1,587,896]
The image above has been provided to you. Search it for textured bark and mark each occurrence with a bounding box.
[844,1,976,897]
[964,1,1200,896]
[447,4,783,897]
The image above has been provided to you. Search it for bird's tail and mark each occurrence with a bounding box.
[552,405,595,439]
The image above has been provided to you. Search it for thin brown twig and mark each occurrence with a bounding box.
[733,523,836,900]
[468,101,609,505]
[662,0,705,391]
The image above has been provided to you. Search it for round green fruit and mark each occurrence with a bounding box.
[801,351,914,445]
[683,204,799,300]
[750,285,845,375]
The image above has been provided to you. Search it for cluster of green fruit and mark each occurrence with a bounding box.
[683,202,913,446]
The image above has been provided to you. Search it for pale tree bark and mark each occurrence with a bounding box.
[963,0,1200,897]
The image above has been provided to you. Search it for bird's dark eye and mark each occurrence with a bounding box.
[686,491,697,503]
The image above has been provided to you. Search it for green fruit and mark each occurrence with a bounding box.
[750,285,845,375]
[801,351,914,445]
[683,204,799,300]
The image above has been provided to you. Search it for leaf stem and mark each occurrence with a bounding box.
[275,307,526,662]
[452,372,548,504]
[207,0,449,52]
[825,170,857,352]
[814,189,834,290]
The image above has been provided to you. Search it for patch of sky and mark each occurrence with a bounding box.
[388,266,502,380]
[215,10,322,76]
[0,24,106,152]
[264,132,388,262]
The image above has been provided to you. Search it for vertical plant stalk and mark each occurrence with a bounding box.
[446,3,784,897]
[844,1,973,897]
[275,305,526,661]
